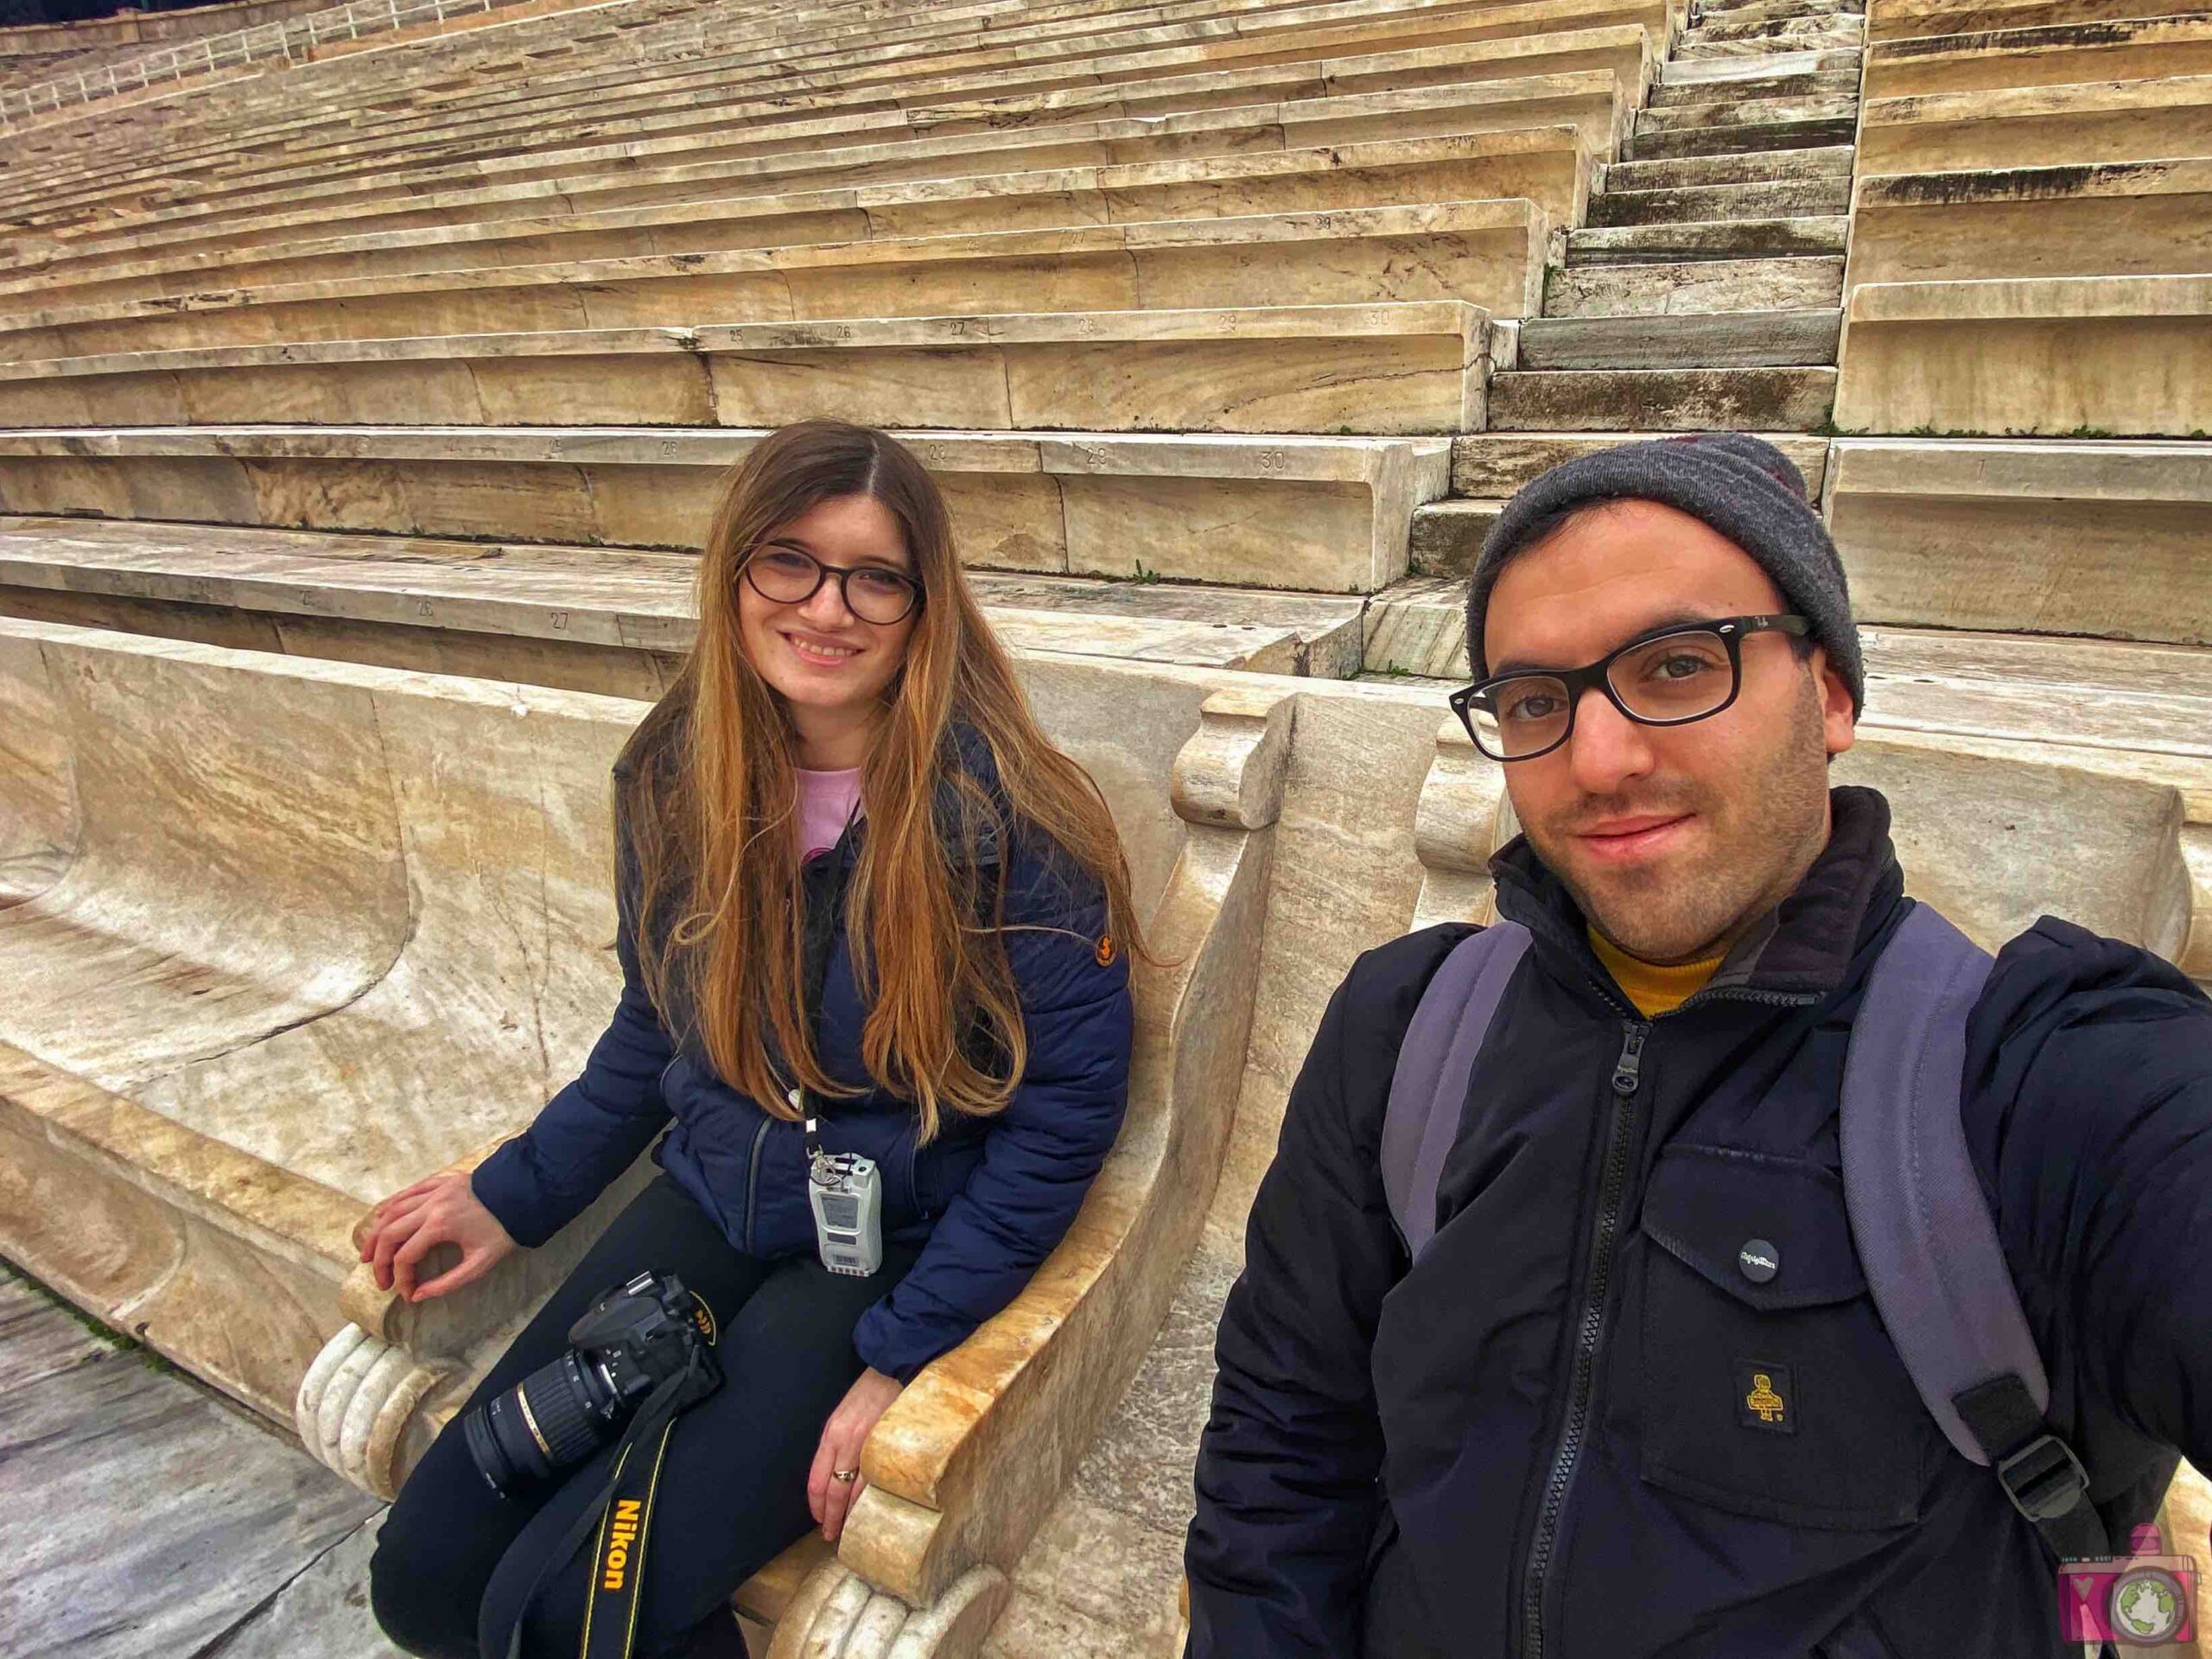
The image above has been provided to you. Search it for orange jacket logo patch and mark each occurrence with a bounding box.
[1095,934,1116,967]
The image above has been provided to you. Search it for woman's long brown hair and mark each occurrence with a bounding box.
[618,421,1143,1143]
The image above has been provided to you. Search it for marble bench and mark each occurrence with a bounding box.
[1861,13,2212,99]
[0,612,1294,1657]
[1845,156,2212,286]
[0,423,1450,594]
[1856,68,2212,173]
[0,199,1554,360]
[1820,436,2212,645]
[4,0,1664,228]
[1865,0,2175,36]
[5,75,1620,273]
[0,302,1502,437]
[1833,271,2212,436]
[9,57,1637,263]
[0,128,1598,310]
[0,514,1372,686]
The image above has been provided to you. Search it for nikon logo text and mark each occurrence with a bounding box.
[601,1498,643,1590]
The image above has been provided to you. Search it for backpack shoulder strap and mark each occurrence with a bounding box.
[1381,921,1533,1263]
[1841,900,2108,1561]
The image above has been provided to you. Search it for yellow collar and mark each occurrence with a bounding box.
[1587,927,1726,1018]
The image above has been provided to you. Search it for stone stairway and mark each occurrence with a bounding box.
[1398,0,1865,597]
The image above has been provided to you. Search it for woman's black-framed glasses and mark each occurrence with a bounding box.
[1450,613,1811,762]
[741,542,923,626]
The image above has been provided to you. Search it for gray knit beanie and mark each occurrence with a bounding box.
[1463,434,1863,715]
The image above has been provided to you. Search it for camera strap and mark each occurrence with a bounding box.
[498,1347,714,1659]
[575,1410,679,1659]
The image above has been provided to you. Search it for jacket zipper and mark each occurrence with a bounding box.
[1521,1016,1648,1659]
[740,1110,775,1255]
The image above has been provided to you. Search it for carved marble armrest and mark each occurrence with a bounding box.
[298,1132,653,1497]
[767,686,1295,1656]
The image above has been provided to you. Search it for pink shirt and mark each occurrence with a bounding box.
[795,766,864,861]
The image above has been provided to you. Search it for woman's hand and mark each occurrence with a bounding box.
[808,1368,904,1543]
[357,1169,518,1303]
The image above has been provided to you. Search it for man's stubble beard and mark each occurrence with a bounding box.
[1527,669,1834,965]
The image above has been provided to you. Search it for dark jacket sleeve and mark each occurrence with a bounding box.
[1972,918,2212,1476]
[1185,929,1461,1657]
[471,789,675,1249]
[851,837,1134,1383]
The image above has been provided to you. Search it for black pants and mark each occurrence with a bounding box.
[370,1174,921,1659]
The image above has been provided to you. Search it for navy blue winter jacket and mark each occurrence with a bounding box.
[471,734,1134,1383]
[1187,786,2212,1658]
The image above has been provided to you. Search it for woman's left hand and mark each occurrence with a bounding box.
[808,1367,904,1543]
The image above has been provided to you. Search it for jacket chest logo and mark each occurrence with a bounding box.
[1735,1359,1796,1435]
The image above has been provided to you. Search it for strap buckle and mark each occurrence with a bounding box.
[1996,1432,2092,1525]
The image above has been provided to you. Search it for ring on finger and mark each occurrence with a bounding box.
[831,1469,859,1483]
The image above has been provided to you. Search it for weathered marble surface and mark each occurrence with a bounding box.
[1822,438,2212,645]
[1866,0,2171,38]
[1846,158,2212,287]
[1834,274,2212,436]
[0,424,1451,594]
[1861,14,2212,99]
[1857,74,2212,174]
[0,517,1369,680]
[0,200,1552,363]
[1452,428,1832,494]
[0,121,1600,312]
[0,301,1497,438]
[15,75,1611,279]
[0,1267,381,1659]
[9,0,1661,238]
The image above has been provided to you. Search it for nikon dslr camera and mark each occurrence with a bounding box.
[463,1269,720,1498]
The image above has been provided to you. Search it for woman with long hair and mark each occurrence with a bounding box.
[363,421,1142,1659]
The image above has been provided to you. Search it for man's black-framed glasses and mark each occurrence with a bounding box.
[1450,613,1811,762]
[741,542,924,626]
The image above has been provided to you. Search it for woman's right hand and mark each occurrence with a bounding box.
[359,1169,519,1303]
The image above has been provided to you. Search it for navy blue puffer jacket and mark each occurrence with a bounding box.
[1187,786,2212,1658]
[470,732,1134,1383]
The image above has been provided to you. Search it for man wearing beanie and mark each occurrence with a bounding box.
[1185,434,2212,1656]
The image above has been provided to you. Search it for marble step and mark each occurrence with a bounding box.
[1637,92,1860,133]
[1675,22,1864,54]
[1586,175,1853,226]
[1406,499,1506,578]
[1486,365,1839,429]
[1566,214,1850,263]
[0,518,1373,681]
[1601,144,1857,193]
[1547,253,1845,315]
[1657,47,1860,85]
[1823,437,2212,645]
[1514,308,1841,369]
[0,303,1501,438]
[0,200,1552,360]
[1685,10,1866,42]
[0,425,1449,595]
[1625,112,1860,159]
[1452,429,1830,494]
[1648,67,1861,105]
[1692,0,1865,25]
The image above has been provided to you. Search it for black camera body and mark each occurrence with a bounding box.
[463,1269,720,1498]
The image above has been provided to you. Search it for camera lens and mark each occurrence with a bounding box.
[463,1352,610,1498]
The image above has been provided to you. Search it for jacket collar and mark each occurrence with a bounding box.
[823,718,1007,871]
[1490,785,1907,1007]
